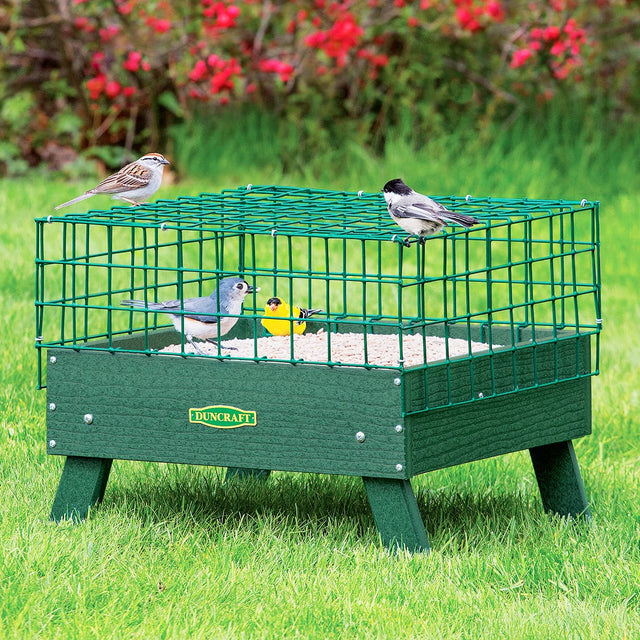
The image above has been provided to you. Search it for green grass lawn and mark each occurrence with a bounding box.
[1,122,639,638]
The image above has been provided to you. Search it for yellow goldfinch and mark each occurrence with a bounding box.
[261,297,323,336]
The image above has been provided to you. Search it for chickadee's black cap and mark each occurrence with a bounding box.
[383,179,413,195]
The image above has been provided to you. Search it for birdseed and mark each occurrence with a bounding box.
[161,329,493,368]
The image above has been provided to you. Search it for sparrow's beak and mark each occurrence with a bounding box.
[161,157,170,165]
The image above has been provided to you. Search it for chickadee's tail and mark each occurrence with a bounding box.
[55,192,94,210]
[299,308,323,319]
[444,211,479,228]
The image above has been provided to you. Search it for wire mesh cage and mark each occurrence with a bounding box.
[35,185,601,410]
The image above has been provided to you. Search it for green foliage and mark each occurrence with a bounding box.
[1,124,639,638]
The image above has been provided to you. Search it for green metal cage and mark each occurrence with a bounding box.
[35,185,601,406]
[35,185,602,551]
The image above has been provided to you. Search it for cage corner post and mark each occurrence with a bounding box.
[50,456,113,523]
[529,440,591,520]
[362,477,430,553]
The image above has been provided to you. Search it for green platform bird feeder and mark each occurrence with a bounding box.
[35,185,602,552]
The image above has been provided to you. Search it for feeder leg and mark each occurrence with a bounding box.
[529,440,591,520]
[50,456,113,523]
[362,477,430,553]
[225,467,271,482]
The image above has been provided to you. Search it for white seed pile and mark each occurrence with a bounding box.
[161,329,492,367]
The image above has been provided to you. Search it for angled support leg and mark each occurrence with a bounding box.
[225,467,271,482]
[362,477,430,553]
[529,440,591,520]
[50,456,113,523]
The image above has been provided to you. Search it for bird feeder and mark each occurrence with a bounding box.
[35,185,602,552]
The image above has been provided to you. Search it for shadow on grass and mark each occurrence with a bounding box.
[96,462,568,549]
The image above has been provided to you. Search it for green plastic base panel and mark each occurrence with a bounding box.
[45,344,593,552]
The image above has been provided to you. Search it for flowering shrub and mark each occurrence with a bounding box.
[0,0,639,172]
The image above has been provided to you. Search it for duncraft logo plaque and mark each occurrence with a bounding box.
[189,405,257,429]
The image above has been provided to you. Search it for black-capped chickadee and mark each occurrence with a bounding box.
[382,178,479,246]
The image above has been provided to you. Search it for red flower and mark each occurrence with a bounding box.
[510,48,533,68]
[105,80,121,99]
[99,24,120,43]
[189,60,208,82]
[86,75,106,100]
[147,18,172,34]
[304,12,364,66]
[543,25,561,41]
[456,7,480,32]
[116,1,133,15]
[90,52,105,71]
[123,51,143,72]
[485,0,505,22]
[74,16,94,32]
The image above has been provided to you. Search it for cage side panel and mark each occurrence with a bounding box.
[407,376,591,475]
[45,350,407,478]
[404,335,591,410]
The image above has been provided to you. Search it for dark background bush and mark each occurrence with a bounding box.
[1,0,638,176]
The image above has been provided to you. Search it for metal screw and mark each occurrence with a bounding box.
[49,356,57,364]
[478,392,484,398]
[393,377,401,386]
[83,414,94,425]
[395,463,404,472]
[395,424,403,433]
[49,403,56,411]
[355,431,366,443]
[49,440,56,448]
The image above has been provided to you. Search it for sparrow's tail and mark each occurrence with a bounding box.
[299,308,323,319]
[444,211,479,228]
[54,192,95,211]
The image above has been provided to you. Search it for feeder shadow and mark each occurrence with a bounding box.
[106,468,374,537]
[97,465,579,550]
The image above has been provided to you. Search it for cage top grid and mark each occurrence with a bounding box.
[37,184,597,242]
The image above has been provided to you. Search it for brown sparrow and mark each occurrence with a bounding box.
[55,153,170,210]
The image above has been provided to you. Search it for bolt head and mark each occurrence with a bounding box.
[393,377,401,386]
[49,440,56,448]
[49,356,57,364]
[49,403,56,411]
[395,463,403,472]
[83,414,94,425]
[395,424,403,433]
[355,431,366,443]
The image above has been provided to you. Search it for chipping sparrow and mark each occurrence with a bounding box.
[55,153,170,210]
